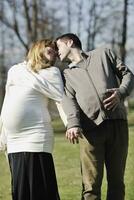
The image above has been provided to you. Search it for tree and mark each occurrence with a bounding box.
[120,0,128,62]
[66,0,72,32]
[76,0,83,37]
[0,0,63,51]
[85,0,112,51]
[0,3,6,110]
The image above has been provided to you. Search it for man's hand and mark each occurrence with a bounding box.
[103,88,121,111]
[66,127,83,144]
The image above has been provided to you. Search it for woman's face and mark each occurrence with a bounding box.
[44,46,57,62]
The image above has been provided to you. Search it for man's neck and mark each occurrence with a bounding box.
[68,49,83,64]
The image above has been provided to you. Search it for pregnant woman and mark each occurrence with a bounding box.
[0,39,64,200]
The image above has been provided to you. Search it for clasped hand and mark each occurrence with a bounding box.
[103,88,121,111]
[66,127,83,144]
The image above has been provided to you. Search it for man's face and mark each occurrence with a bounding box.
[56,39,71,61]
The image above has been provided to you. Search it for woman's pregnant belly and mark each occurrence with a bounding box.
[1,86,50,132]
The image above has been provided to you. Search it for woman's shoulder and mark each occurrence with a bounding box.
[8,61,26,75]
[46,66,60,72]
[40,66,61,76]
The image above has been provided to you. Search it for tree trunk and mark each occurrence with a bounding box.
[120,0,128,62]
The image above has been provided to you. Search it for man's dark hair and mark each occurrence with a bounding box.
[56,33,82,50]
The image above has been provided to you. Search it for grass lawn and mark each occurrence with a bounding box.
[0,111,134,200]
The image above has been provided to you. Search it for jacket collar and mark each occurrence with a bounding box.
[68,51,90,69]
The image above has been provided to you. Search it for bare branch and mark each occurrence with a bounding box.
[32,0,38,41]
[66,0,71,32]
[76,0,83,37]
[23,0,33,43]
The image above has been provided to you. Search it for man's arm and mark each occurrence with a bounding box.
[103,49,134,110]
[62,72,81,129]
[62,72,83,143]
[107,48,134,99]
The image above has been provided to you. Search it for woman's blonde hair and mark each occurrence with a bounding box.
[27,39,56,72]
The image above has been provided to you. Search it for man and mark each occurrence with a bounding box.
[56,33,134,200]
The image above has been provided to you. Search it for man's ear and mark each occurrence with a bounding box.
[67,39,73,47]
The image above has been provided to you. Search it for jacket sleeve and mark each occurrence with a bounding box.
[61,72,81,129]
[55,102,68,127]
[33,67,64,102]
[0,116,7,152]
[106,48,134,99]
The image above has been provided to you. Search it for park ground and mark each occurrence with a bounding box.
[0,106,134,200]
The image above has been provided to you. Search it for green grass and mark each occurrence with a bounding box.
[0,153,11,200]
[0,111,134,200]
